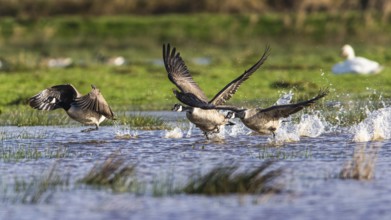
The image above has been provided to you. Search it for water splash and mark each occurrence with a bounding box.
[186,122,193,138]
[164,127,184,139]
[268,112,328,145]
[351,107,391,142]
[275,90,294,105]
[298,113,326,137]
[226,121,248,137]
[269,121,300,145]
[114,125,138,139]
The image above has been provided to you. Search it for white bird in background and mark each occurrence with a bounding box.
[332,44,383,75]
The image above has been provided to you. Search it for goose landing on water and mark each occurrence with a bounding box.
[226,89,329,137]
[172,104,235,139]
[29,84,115,132]
[332,44,383,75]
[163,43,270,138]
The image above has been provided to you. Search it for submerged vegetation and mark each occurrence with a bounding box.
[4,164,69,204]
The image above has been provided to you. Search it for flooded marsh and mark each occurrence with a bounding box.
[1,102,391,220]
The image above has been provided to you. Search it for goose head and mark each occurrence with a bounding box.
[172,103,184,112]
[225,110,246,119]
[341,44,355,59]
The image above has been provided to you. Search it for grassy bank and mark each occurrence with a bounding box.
[0,14,390,114]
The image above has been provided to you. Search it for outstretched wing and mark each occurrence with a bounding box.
[209,45,271,106]
[257,89,329,119]
[163,43,209,102]
[73,85,115,119]
[28,84,80,110]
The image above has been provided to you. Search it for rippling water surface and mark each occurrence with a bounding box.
[1,108,391,220]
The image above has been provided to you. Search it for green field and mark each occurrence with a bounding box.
[1,13,390,115]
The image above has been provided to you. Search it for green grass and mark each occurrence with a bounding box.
[0,106,170,128]
[0,13,391,115]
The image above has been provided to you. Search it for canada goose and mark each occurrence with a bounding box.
[163,43,270,137]
[332,44,383,75]
[172,103,234,137]
[29,84,115,132]
[225,90,329,137]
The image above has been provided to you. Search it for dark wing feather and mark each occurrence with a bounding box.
[163,44,209,102]
[74,86,115,119]
[173,90,215,109]
[257,89,329,119]
[209,45,271,105]
[28,84,79,110]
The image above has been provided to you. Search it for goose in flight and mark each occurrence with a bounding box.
[163,43,270,138]
[29,84,115,132]
[332,44,383,75]
[226,89,329,137]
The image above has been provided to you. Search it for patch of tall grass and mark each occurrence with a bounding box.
[183,161,283,195]
[79,153,143,193]
[4,163,69,204]
[110,113,170,130]
[0,107,170,129]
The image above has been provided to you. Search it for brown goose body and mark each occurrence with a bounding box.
[229,90,329,135]
[29,84,114,132]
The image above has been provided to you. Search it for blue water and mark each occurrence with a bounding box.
[1,111,391,220]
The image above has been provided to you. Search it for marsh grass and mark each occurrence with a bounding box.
[339,145,378,180]
[182,161,283,195]
[79,153,142,193]
[0,107,69,126]
[110,113,170,130]
[11,163,69,204]
[257,146,312,160]
[0,107,169,129]
[152,171,179,197]
[0,129,49,140]
[0,145,68,162]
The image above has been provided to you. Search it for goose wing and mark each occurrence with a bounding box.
[29,84,80,110]
[73,85,115,119]
[173,90,215,109]
[209,45,270,106]
[163,44,209,102]
[257,89,329,118]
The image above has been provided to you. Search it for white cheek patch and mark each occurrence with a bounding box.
[49,97,57,104]
[178,105,183,112]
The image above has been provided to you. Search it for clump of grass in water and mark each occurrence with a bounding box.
[182,161,284,195]
[12,163,69,204]
[0,145,68,162]
[339,145,378,180]
[108,113,170,130]
[80,153,141,193]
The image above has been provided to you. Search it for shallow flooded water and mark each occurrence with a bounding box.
[1,109,391,220]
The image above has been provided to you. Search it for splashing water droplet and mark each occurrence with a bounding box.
[275,90,294,105]
[298,114,326,137]
[351,107,391,142]
[164,127,183,139]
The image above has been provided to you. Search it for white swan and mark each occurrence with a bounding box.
[332,44,383,75]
